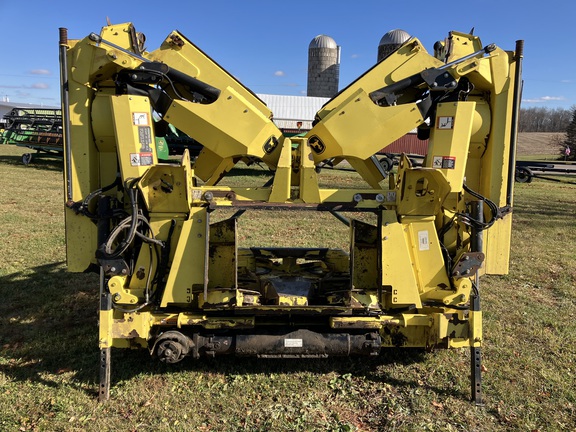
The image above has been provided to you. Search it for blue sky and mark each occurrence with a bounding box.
[1,0,575,109]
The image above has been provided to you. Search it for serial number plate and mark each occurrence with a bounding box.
[284,338,303,348]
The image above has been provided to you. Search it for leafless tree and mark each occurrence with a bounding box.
[519,107,571,132]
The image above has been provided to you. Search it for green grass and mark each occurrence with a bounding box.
[1,144,576,431]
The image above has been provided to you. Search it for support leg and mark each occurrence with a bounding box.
[98,266,112,402]
[469,200,484,406]
[470,345,483,405]
[99,347,111,402]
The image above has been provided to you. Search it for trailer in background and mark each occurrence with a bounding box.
[0,107,63,165]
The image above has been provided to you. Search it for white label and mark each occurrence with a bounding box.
[437,116,454,129]
[284,338,303,348]
[132,112,149,125]
[418,230,430,251]
[433,156,443,168]
[130,153,141,166]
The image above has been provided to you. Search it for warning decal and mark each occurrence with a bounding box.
[437,116,454,129]
[129,152,154,166]
[140,152,153,166]
[138,126,153,152]
[432,155,456,170]
[132,112,149,126]
[130,153,141,166]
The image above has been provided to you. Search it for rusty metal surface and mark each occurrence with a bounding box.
[452,252,485,278]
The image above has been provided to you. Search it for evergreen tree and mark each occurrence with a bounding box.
[562,106,576,160]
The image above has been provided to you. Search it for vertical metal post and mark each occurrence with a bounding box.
[470,294,482,405]
[203,210,211,301]
[99,269,112,401]
[506,40,524,207]
[470,200,484,406]
[99,347,111,401]
[59,28,74,204]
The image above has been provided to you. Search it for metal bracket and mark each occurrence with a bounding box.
[452,252,484,278]
[99,258,130,277]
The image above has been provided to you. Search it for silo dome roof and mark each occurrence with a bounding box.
[378,29,411,47]
[309,35,337,49]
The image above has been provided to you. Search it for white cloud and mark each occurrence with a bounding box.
[274,70,285,77]
[31,69,51,75]
[31,83,50,89]
[0,83,50,90]
[351,54,360,59]
[522,96,565,103]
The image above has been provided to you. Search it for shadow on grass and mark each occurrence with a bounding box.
[512,194,576,227]
[111,346,467,400]
[0,262,99,391]
[0,150,63,172]
[227,166,272,178]
[0,262,464,400]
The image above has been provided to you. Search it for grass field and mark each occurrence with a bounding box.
[1,143,575,431]
[517,132,564,159]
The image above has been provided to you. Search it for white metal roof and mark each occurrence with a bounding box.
[257,93,329,123]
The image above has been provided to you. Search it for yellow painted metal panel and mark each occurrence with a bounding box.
[269,137,292,202]
[99,309,113,349]
[479,53,516,274]
[402,217,451,294]
[64,42,100,272]
[425,101,476,192]
[139,165,190,213]
[381,211,422,308]
[299,138,322,203]
[307,90,424,162]
[469,310,482,347]
[160,208,207,307]
[110,95,158,180]
[484,215,513,274]
[396,164,451,217]
[164,90,282,180]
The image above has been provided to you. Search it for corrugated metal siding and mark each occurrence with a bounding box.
[380,133,429,155]
[257,94,329,131]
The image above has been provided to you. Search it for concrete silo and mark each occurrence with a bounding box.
[377,29,411,62]
[307,35,340,98]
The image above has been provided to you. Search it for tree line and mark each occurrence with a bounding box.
[518,106,576,160]
[519,106,573,132]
